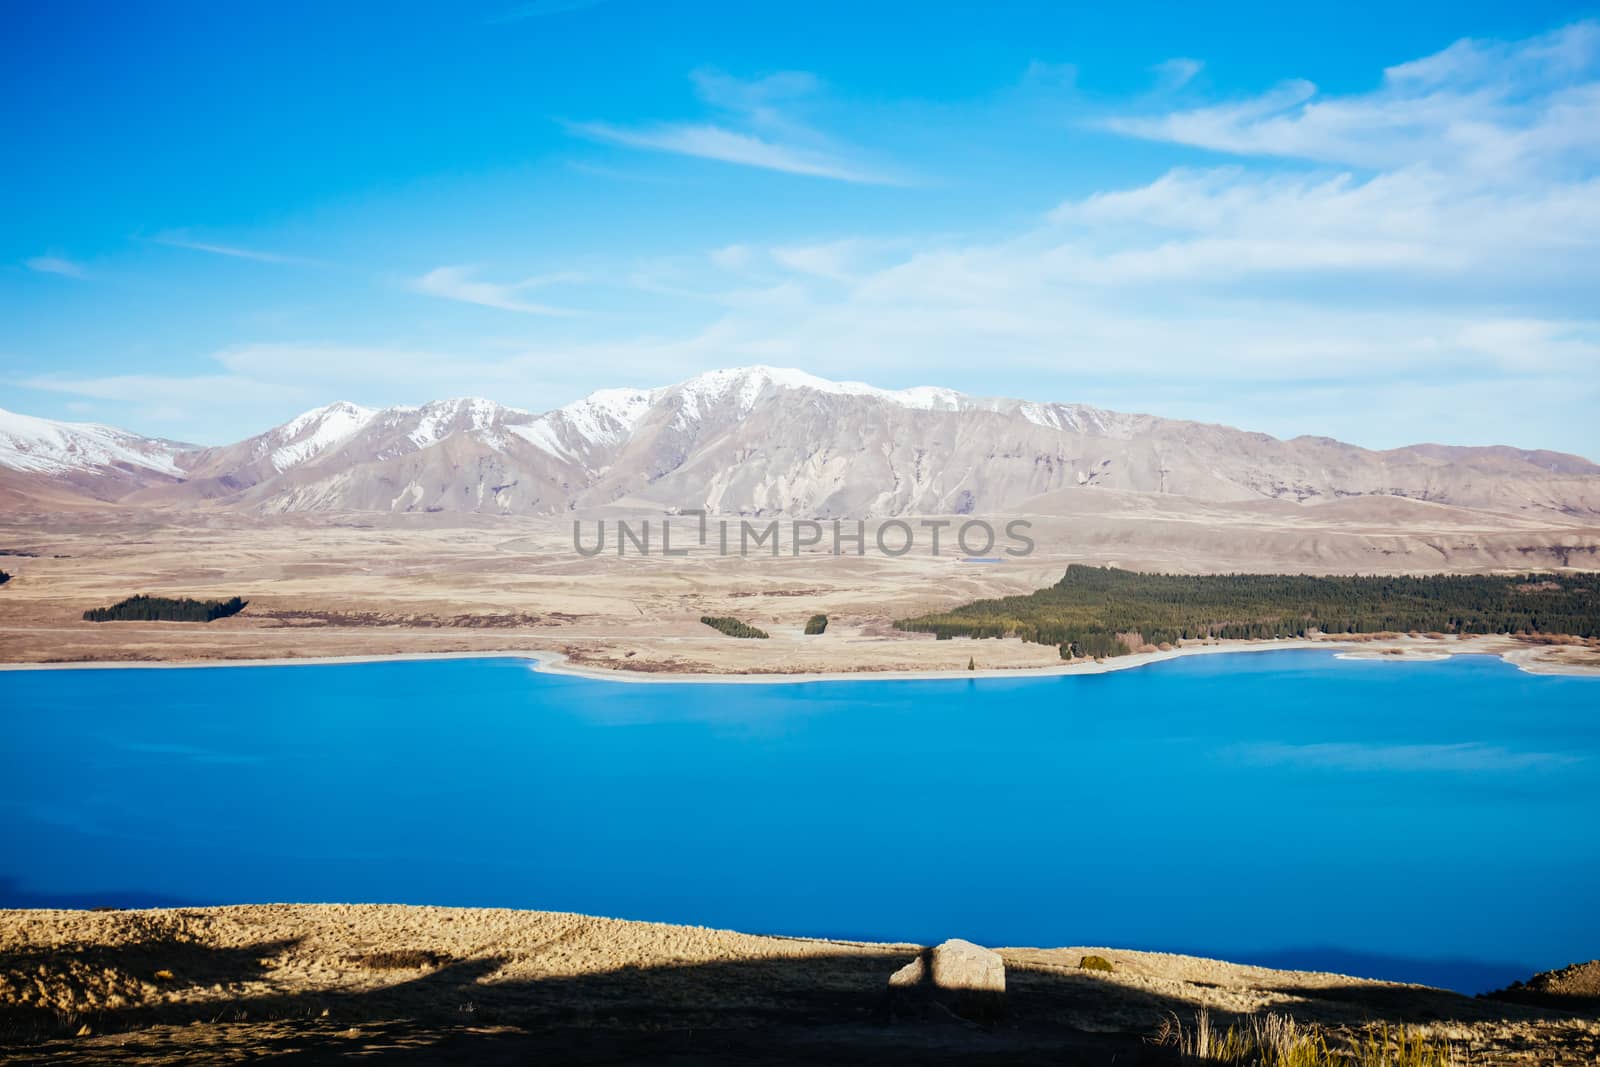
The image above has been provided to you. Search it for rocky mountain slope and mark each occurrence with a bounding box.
[0,407,190,507]
[3,367,1597,517]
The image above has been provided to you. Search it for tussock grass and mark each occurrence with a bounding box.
[342,949,451,970]
[1156,1009,1466,1066]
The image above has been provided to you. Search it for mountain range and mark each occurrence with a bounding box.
[3,366,1597,517]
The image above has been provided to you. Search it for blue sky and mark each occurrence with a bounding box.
[3,0,1598,455]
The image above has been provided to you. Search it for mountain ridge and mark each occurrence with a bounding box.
[3,366,1597,517]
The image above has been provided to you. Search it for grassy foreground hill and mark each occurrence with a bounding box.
[898,566,1600,659]
[2,905,1595,1064]
[3,908,1600,1062]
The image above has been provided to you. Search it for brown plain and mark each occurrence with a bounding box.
[2,492,1599,676]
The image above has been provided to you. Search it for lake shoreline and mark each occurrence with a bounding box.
[2,633,1596,680]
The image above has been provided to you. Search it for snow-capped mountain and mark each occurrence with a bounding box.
[0,406,190,505]
[0,406,185,476]
[4,367,1598,516]
[261,401,379,473]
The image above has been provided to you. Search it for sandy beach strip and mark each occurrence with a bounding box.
[2,635,1595,680]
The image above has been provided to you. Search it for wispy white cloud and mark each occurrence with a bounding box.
[569,23,1598,453]
[769,240,868,282]
[23,23,1600,457]
[568,122,898,184]
[18,371,315,443]
[18,346,572,443]
[150,232,320,266]
[1104,21,1600,173]
[690,68,822,125]
[567,70,904,184]
[1022,60,1078,91]
[1229,741,1578,773]
[708,244,756,272]
[1152,57,1204,90]
[1043,166,1600,283]
[20,370,308,406]
[24,255,87,279]
[411,265,581,315]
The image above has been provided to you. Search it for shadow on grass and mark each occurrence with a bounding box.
[2,927,1589,1065]
[0,932,1191,1065]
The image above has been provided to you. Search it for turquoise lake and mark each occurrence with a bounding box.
[2,650,1596,993]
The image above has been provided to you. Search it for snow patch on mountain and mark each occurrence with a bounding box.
[401,397,530,452]
[0,406,182,476]
[508,420,572,461]
[560,388,655,445]
[267,401,377,472]
[665,365,969,426]
[511,388,656,460]
[1016,402,1080,432]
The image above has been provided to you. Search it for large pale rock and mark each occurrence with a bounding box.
[887,938,1005,1020]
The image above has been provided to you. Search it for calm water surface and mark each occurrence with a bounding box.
[3,650,1596,992]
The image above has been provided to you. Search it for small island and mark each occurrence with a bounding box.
[83,594,249,623]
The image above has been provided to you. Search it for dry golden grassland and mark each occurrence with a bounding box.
[2,504,1597,677]
[2,905,1596,1064]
